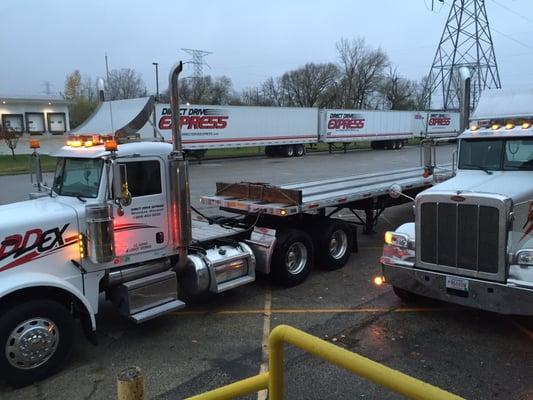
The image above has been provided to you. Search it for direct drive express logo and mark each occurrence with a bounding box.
[159,108,229,130]
[428,113,451,127]
[328,113,365,130]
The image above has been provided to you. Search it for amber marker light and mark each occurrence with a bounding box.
[104,139,118,151]
[374,276,385,286]
[29,139,40,149]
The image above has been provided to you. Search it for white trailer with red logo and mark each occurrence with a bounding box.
[412,111,461,138]
[149,103,318,157]
[320,109,460,152]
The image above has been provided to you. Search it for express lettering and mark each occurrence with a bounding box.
[158,115,228,130]
[328,118,365,130]
[0,224,70,262]
[429,117,451,126]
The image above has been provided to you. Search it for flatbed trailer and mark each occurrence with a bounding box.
[201,164,453,234]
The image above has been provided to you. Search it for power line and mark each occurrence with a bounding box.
[489,0,533,24]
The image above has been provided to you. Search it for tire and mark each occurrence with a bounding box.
[265,146,274,157]
[282,145,295,157]
[393,140,399,150]
[294,144,305,157]
[392,286,422,303]
[0,299,74,387]
[315,220,353,270]
[398,140,404,149]
[271,229,314,287]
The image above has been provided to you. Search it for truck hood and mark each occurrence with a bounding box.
[0,196,80,273]
[424,170,533,203]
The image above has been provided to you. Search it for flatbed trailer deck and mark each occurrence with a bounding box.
[201,164,453,233]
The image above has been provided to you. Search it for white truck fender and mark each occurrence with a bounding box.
[0,271,97,330]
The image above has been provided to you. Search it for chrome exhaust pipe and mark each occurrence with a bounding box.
[459,67,471,132]
[168,62,192,271]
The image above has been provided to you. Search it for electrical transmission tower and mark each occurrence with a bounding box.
[425,0,501,110]
[181,48,213,78]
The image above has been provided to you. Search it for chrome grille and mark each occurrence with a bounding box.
[418,197,505,280]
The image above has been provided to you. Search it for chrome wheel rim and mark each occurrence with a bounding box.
[6,318,59,370]
[285,242,308,275]
[329,230,348,260]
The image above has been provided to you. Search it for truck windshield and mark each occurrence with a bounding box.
[459,138,533,171]
[53,158,103,198]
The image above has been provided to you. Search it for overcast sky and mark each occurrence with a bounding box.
[1,0,532,97]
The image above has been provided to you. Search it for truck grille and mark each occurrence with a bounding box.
[420,202,500,274]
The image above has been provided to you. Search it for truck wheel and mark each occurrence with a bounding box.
[282,145,295,157]
[0,299,74,387]
[295,144,305,157]
[316,221,353,270]
[272,229,314,287]
[392,286,422,303]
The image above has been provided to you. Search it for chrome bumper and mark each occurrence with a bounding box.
[382,263,533,316]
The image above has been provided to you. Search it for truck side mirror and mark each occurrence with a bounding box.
[112,162,132,207]
[388,184,414,201]
[389,184,402,199]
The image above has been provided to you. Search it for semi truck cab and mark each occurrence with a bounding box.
[380,89,533,315]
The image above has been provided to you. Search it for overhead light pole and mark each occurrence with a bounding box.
[152,62,159,101]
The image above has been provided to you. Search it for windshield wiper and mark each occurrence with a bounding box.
[76,196,87,203]
[463,164,493,175]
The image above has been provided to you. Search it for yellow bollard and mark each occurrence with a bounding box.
[117,366,146,400]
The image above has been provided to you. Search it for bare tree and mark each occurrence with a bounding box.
[280,63,339,107]
[336,37,389,109]
[380,67,417,110]
[107,68,148,100]
[0,127,20,159]
[177,75,238,105]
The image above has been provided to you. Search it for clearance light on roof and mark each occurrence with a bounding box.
[70,140,82,147]
[104,139,118,152]
[505,123,515,130]
[470,124,479,131]
[84,140,94,148]
[522,122,532,129]
[491,124,500,130]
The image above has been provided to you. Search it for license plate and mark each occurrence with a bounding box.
[446,276,469,292]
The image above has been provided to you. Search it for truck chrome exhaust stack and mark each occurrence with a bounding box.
[459,66,471,132]
[168,62,192,271]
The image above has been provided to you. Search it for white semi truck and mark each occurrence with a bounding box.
[0,63,455,386]
[380,86,533,316]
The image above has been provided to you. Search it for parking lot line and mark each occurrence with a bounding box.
[173,307,452,316]
[512,320,533,341]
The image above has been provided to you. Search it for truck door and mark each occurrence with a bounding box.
[113,157,169,257]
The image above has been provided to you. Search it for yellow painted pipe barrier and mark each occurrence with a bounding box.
[268,325,463,400]
[186,372,269,400]
[186,324,464,400]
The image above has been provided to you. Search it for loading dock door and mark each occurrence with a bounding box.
[48,113,66,133]
[2,114,24,132]
[26,113,45,133]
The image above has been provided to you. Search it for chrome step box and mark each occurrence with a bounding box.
[110,270,185,323]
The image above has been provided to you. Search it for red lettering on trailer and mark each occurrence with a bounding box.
[328,118,365,130]
[429,117,451,126]
[159,115,228,130]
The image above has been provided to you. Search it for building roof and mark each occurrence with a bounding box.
[0,94,69,104]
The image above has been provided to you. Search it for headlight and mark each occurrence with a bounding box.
[384,231,412,249]
[515,249,533,266]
